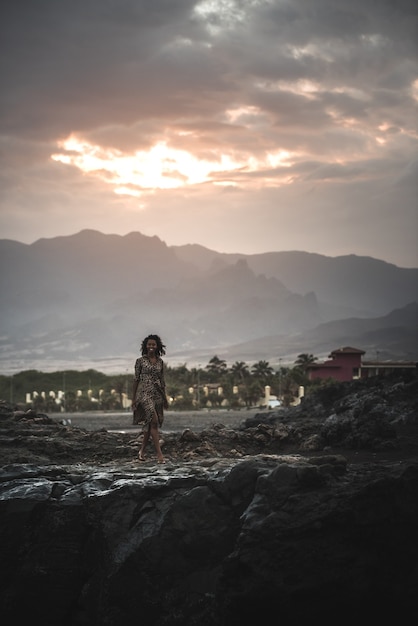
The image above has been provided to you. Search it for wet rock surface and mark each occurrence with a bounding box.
[0,373,417,625]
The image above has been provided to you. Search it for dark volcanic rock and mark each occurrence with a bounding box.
[0,457,417,625]
[245,372,418,457]
[0,373,418,625]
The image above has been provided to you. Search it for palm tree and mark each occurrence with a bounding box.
[294,353,317,372]
[251,360,274,380]
[230,361,250,382]
[205,356,228,381]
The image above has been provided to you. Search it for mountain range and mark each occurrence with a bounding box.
[0,229,417,373]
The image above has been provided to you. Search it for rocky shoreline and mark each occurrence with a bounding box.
[1,372,417,625]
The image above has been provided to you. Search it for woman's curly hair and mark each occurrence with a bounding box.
[141,334,166,356]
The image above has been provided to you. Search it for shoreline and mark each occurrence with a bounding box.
[57,408,259,433]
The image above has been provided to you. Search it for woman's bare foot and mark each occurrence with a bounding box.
[157,456,165,464]
[138,452,146,462]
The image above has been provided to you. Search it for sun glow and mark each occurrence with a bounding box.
[51,134,297,195]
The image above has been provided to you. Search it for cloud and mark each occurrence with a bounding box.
[0,0,416,267]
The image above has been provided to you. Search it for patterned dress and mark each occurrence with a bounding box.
[133,355,166,429]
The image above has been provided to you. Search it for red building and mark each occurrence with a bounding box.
[306,346,417,383]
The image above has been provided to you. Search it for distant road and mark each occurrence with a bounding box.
[56,409,258,433]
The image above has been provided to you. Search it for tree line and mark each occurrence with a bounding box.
[0,354,321,413]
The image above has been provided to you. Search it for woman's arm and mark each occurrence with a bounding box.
[160,360,166,390]
[131,379,139,407]
[161,360,169,409]
[132,358,141,407]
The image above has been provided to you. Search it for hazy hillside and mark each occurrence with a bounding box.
[173,246,418,317]
[0,230,417,373]
[197,302,418,366]
[0,230,197,328]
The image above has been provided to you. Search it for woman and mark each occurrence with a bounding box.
[131,334,169,463]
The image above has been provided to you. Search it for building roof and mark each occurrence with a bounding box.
[362,360,417,367]
[329,346,365,357]
[306,346,364,371]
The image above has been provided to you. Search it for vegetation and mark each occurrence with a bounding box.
[0,354,321,413]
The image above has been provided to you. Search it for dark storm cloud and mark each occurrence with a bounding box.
[1,0,414,137]
[0,0,416,266]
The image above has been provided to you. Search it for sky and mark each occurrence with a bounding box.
[0,0,417,267]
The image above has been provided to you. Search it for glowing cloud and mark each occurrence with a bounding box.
[51,134,297,196]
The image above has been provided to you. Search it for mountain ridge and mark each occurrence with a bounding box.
[0,229,417,373]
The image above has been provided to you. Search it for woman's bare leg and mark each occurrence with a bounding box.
[139,427,150,460]
[150,413,164,462]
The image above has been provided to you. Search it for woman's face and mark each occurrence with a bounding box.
[146,339,158,353]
